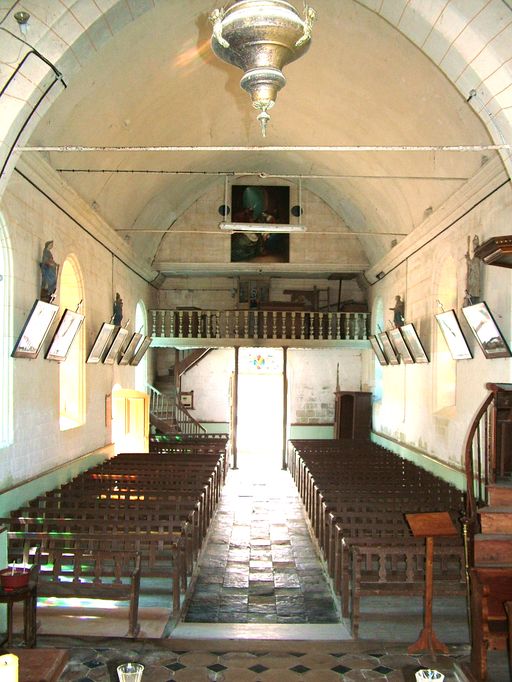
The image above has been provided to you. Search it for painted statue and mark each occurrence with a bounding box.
[463,235,481,307]
[40,240,59,302]
[113,292,123,325]
[390,295,405,327]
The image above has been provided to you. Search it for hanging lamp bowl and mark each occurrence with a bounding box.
[210,0,315,134]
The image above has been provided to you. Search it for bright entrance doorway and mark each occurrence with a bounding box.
[236,348,284,469]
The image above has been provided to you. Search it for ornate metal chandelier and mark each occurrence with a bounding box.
[210,0,316,136]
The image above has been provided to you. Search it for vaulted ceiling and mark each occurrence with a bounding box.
[3,1,511,280]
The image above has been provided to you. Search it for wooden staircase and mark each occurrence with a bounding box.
[175,348,212,380]
[463,383,512,680]
[474,484,512,565]
[147,384,206,437]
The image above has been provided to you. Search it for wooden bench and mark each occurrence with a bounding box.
[350,543,466,637]
[470,567,512,680]
[6,514,194,566]
[21,495,206,550]
[34,548,141,637]
[9,531,188,615]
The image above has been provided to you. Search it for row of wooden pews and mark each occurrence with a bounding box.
[287,439,467,637]
[3,437,229,636]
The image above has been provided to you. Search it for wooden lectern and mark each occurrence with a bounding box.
[405,511,458,654]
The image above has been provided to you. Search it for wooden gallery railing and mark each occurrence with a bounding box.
[463,383,512,540]
[149,308,369,343]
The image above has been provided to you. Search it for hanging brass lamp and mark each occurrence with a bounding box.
[210,0,316,136]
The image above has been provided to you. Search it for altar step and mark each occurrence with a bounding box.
[479,507,512,534]
[473,534,512,565]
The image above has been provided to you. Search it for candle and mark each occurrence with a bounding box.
[0,654,18,682]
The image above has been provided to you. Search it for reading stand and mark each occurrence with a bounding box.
[405,511,458,654]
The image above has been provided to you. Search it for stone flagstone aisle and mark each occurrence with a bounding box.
[184,456,340,625]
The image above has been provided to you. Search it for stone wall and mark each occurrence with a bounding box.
[1,169,155,490]
[368,158,512,472]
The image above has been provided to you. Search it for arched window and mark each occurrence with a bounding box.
[134,300,148,393]
[434,256,457,414]
[59,257,85,430]
[0,214,13,447]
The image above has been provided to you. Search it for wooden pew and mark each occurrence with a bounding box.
[285,438,466,636]
[34,549,142,637]
[4,448,228,630]
[470,567,512,680]
[350,544,466,637]
[8,531,187,615]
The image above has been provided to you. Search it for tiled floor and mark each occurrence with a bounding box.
[184,457,339,625]
[48,635,476,681]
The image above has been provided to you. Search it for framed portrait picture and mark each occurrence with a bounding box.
[400,323,430,363]
[45,309,84,362]
[118,332,143,365]
[461,301,511,359]
[87,322,116,364]
[130,336,152,366]
[388,327,415,364]
[378,331,399,365]
[102,327,129,365]
[12,300,59,359]
[435,310,472,360]
[369,335,388,366]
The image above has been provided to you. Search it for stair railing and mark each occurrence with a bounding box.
[463,382,512,530]
[463,391,495,529]
[147,384,206,436]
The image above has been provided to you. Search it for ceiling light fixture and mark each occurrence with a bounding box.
[219,222,306,233]
[14,10,30,35]
[209,0,316,137]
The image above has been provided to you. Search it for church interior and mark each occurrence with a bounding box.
[1,1,512,680]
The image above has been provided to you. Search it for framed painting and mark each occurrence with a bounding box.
[461,301,511,359]
[231,232,289,263]
[435,310,472,360]
[378,331,399,365]
[102,327,129,365]
[45,309,84,362]
[118,332,143,365]
[12,300,59,359]
[369,335,388,366]
[180,391,194,409]
[400,323,430,363]
[232,185,290,224]
[87,322,116,364]
[388,327,415,364]
[130,336,152,366]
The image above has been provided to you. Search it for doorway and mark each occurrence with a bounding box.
[112,388,149,454]
[236,348,284,469]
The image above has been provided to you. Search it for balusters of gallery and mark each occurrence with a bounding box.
[148,309,369,341]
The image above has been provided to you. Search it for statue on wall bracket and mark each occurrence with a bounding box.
[463,234,481,307]
[390,295,405,327]
[112,292,124,326]
[39,240,59,303]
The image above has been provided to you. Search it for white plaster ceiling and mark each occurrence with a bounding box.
[5,0,510,279]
